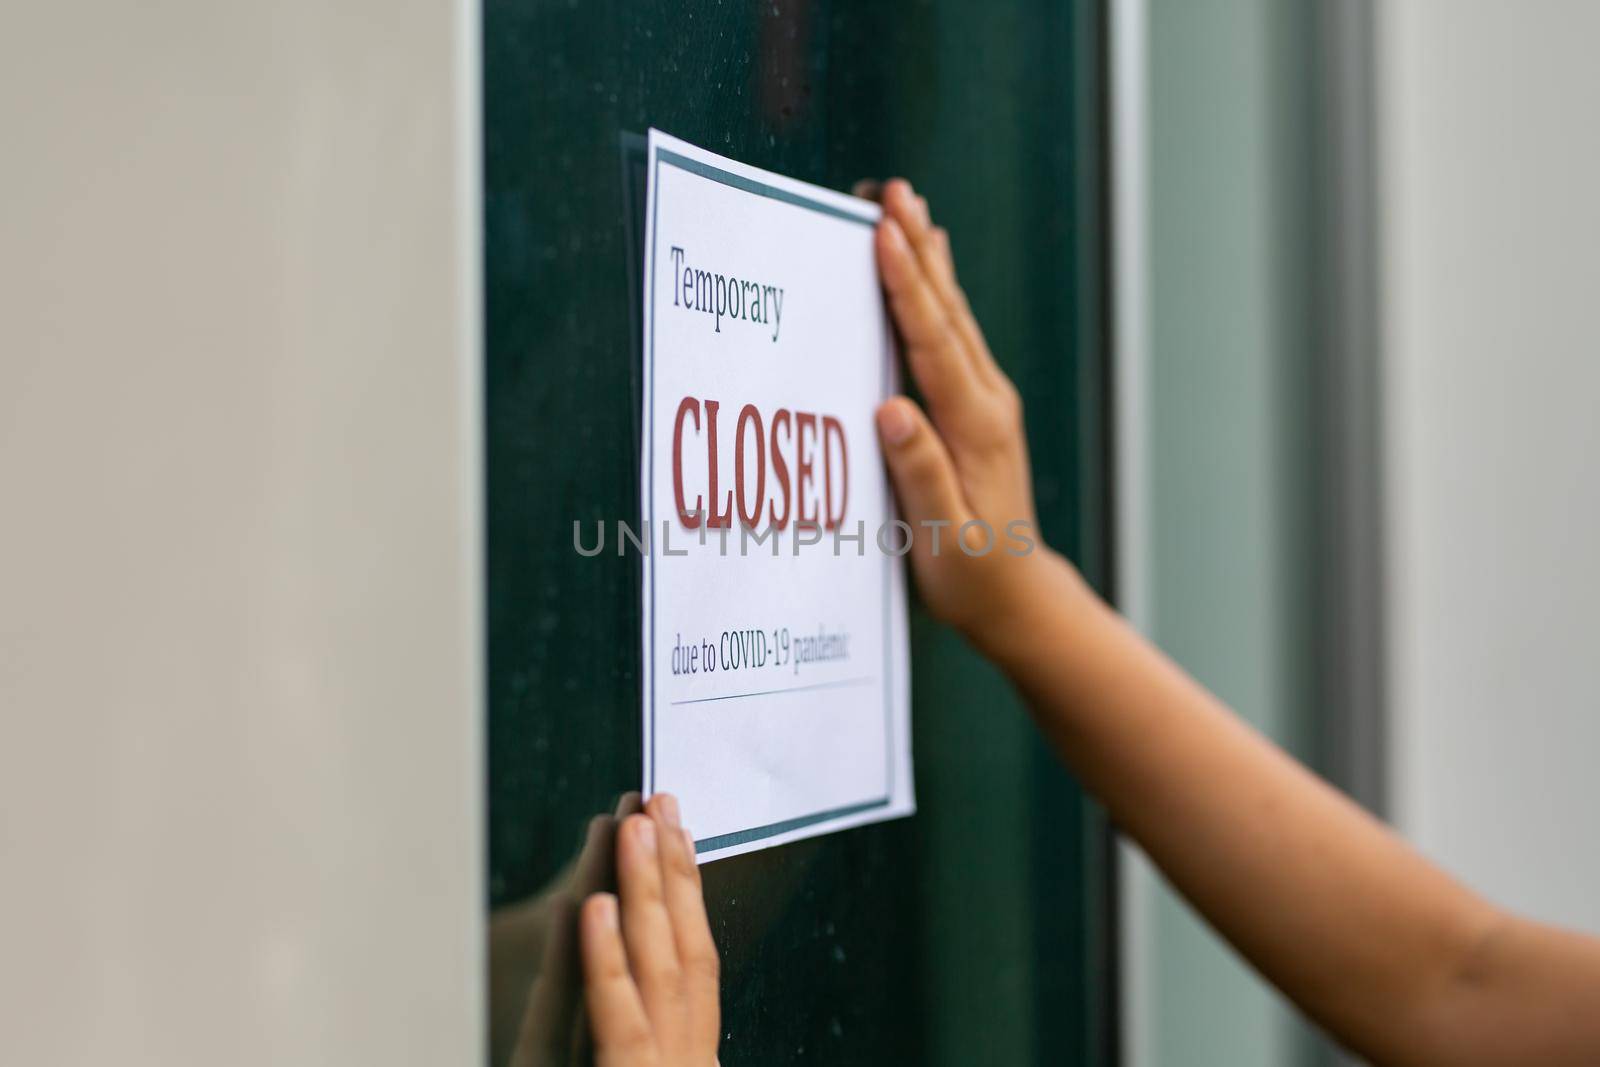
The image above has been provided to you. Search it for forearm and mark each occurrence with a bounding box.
[979,552,1506,1064]
[860,177,1600,1064]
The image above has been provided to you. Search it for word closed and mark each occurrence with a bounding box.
[671,397,849,532]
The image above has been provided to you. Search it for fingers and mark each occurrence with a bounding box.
[565,791,638,897]
[582,796,721,1065]
[616,813,680,1014]
[646,793,719,996]
[876,397,973,533]
[876,215,979,416]
[569,813,616,898]
[881,179,1000,385]
[882,181,958,315]
[579,893,652,1065]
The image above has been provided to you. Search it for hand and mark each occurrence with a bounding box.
[580,794,720,1067]
[866,178,1066,651]
[493,792,642,1067]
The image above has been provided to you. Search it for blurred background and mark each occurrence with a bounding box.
[2,1,1595,1065]
[1117,2,1600,1063]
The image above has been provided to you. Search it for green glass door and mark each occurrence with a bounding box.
[484,3,1115,1063]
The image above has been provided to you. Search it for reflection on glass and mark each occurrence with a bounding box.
[489,793,639,1067]
[487,792,823,1066]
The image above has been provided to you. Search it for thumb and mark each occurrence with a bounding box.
[876,397,971,533]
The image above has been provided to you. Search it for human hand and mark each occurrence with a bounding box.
[865,178,1068,653]
[580,794,720,1067]
[494,793,641,1067]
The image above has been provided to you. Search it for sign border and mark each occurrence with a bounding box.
[644,143,897,855]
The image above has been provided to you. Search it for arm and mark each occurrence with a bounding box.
[868,177,1600,1066]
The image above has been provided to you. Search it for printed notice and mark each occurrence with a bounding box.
[640,130,914,863]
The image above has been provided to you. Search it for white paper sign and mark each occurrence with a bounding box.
[639,130,914,863]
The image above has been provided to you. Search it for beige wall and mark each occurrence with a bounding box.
[0,3,483,1064]
[1379,0,1600,933]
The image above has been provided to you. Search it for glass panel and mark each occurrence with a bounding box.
[484,3,1113,1062]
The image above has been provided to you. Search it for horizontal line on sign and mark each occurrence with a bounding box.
[657,148,877,228]
[668,675,876,706]
[692,796,891,854]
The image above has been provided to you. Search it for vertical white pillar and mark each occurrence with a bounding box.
[0,2,484,1063]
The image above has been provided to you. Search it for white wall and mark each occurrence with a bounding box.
[0,3,483,1064]
[1379,0,1600,933]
